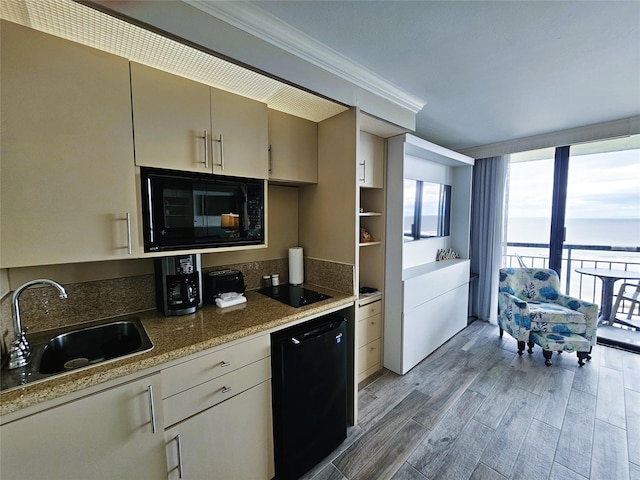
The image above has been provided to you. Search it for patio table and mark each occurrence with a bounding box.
[575,267,640,326]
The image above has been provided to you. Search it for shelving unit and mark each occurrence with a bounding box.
[355,121,388,383]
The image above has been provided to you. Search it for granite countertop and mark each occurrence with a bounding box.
[0,286,355,417]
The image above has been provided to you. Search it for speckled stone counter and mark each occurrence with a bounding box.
[0,286,355,418]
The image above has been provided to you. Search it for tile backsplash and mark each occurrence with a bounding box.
[0,257,353,349]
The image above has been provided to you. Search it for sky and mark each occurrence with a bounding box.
[507,148,640,219]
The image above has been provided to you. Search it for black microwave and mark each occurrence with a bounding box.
[140,167,265,252]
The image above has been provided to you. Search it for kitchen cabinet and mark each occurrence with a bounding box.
[358,131,384,188]
[129,62,211,173]
[162,334,273,479]
[0,373,166,479]
[130,62,269,179]
[0,21,139,267]
[357,129,386,382]
[268,109,318,183]
[210,87,269,178]
[356,296,383,382]
[165,381,273,480]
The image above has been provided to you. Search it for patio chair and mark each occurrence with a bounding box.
[610,281,640,330]
[498,267,599,366]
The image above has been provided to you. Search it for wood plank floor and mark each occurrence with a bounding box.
[302,321,640,480]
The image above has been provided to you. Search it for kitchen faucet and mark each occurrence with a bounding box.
[8,279,68,369]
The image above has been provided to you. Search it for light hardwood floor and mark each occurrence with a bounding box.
[303,321,640,480]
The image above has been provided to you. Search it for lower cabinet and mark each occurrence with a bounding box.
[1,334,277,479]
[356,296,383,382]
[165,380,274,479]
[0,373,166,480]
[161,334,274,479]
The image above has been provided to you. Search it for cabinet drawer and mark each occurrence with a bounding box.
[162,334,270,399]
[357,313,382,348]
[164,357,271,427]
[357,299,382,319]
[357,338,381,374]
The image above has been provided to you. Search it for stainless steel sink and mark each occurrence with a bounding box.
[1,317,153,391]
[38,320,153,374]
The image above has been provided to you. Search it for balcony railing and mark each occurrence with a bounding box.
[504,242,640,315]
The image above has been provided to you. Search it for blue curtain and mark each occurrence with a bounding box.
[470,155,509,324]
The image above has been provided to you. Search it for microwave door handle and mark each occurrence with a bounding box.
[201,194,207,231]
[243,196,249,231]
[146,178,155,243]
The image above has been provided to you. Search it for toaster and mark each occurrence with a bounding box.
[204,269,245,304]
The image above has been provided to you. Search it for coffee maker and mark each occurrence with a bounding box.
[155,254,202,316]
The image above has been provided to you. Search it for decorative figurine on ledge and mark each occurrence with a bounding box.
[436,248,460,261]
[360,228,373,243]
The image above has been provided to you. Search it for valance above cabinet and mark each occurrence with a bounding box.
[130,62,269,179]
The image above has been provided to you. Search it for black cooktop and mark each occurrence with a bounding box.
[257,284,332,308]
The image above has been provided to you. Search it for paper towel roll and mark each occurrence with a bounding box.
[288,247,304,285]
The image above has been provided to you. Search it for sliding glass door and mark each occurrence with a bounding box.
[504,135,640,301]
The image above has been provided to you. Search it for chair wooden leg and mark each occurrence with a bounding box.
[527,341,535,354]
[517,341,525,356]
[543,350,553,366]
[499,328,504,338]
[577,351,589,367]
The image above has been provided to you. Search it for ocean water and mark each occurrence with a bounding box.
[507,217,640,248]
[505,217,640,302]
[506,217,639,264]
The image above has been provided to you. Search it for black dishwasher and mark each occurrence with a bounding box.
[271,314,348,480]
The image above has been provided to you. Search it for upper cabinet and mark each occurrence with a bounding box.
[267,109,318,184]
[129,62,211,173]
[0,21,139,268]
[210,87,269,178]
[358,131,385,188]
[130,63,268,179]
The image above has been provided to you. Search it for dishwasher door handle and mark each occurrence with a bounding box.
[289,318,345,345]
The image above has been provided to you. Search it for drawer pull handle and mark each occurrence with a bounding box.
[222,385,233,394]
[220,361,232,367]
[147,385,157,434]
[175,434,184,479]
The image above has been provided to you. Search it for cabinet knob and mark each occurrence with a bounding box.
[220,360,231,368]
[221,385,233,394]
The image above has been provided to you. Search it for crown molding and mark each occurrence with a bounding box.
[460,116,640,159]
[184,0,426,114]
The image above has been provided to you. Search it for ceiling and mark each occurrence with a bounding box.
[3,0,639,153]
[190,0,640,151]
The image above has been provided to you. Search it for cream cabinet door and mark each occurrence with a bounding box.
[130,62,211,173]
[165,381,274,480]
[359,131,384,188]
[0,21,138,268]
[210,87,269,179]
[0,374,166,480]
[268,109,318,183]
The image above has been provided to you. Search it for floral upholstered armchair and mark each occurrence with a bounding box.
[498,268,598,366]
